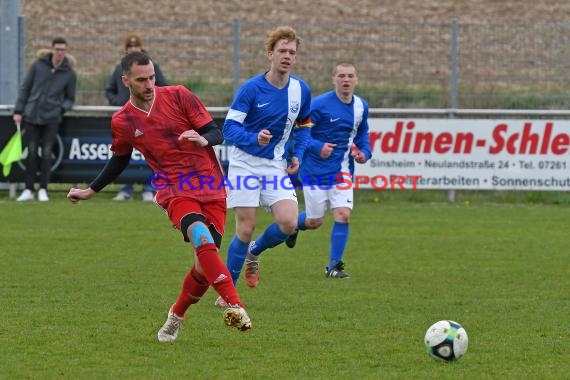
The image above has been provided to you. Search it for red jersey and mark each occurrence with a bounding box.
[111,85,225,203]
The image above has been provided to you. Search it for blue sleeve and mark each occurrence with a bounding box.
[293,127,310,161]
[222,84,259,146]
[354,104,371,160]
[306,99,324,155]
[307,136,324,155]
[299,82,312,121]
[292,82,313,161]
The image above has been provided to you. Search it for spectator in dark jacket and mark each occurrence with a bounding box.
[105,33,168,201]
[13,37,77,202]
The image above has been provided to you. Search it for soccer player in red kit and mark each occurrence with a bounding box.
[67,51,251,342]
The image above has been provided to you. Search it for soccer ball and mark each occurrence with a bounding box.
[424,320,468,362]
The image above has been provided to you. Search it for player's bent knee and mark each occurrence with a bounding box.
[237,224,255,241]
[334,207,352,221]
[279,220,297,235]
[208,226,223,248]
[181,213,214,246]
[190,223,215,247]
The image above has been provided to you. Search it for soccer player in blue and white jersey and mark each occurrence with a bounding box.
[286,62,371,278]
[219,26,312,301]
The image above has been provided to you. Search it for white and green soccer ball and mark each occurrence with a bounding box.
[424,320,468,362]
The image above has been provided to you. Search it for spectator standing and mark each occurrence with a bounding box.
[105,33,167,202]
[13,37,77,202]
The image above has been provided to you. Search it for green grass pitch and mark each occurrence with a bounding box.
[1,190,569,379]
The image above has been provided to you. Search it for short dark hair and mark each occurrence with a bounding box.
[52,37,67,46]
[121,51,152,75]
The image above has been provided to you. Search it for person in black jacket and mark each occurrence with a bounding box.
[13,37,77,202]
[105,34,168,201]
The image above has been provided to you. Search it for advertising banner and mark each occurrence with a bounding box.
[3,115,570,191]
[0,115,229,184]
[354,118,570,190]
[0,115,151,183]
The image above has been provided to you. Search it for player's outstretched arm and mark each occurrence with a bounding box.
[67,154,131,204]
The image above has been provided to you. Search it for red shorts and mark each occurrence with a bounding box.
[155,183,227,241]
[164,197,226,241]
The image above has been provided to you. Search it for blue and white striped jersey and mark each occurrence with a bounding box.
[223,73,312,161]
[299,90,371,184]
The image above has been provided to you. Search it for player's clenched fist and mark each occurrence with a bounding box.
[258,129,272,146]
[67,187,96,204]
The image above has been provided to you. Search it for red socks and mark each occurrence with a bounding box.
[196,243,243,307]
[172,266,209,318]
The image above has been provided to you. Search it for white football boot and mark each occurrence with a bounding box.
[157,307,184,342]
[223,305,252,332]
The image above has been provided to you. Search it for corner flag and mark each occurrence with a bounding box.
[0,124,23,177]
